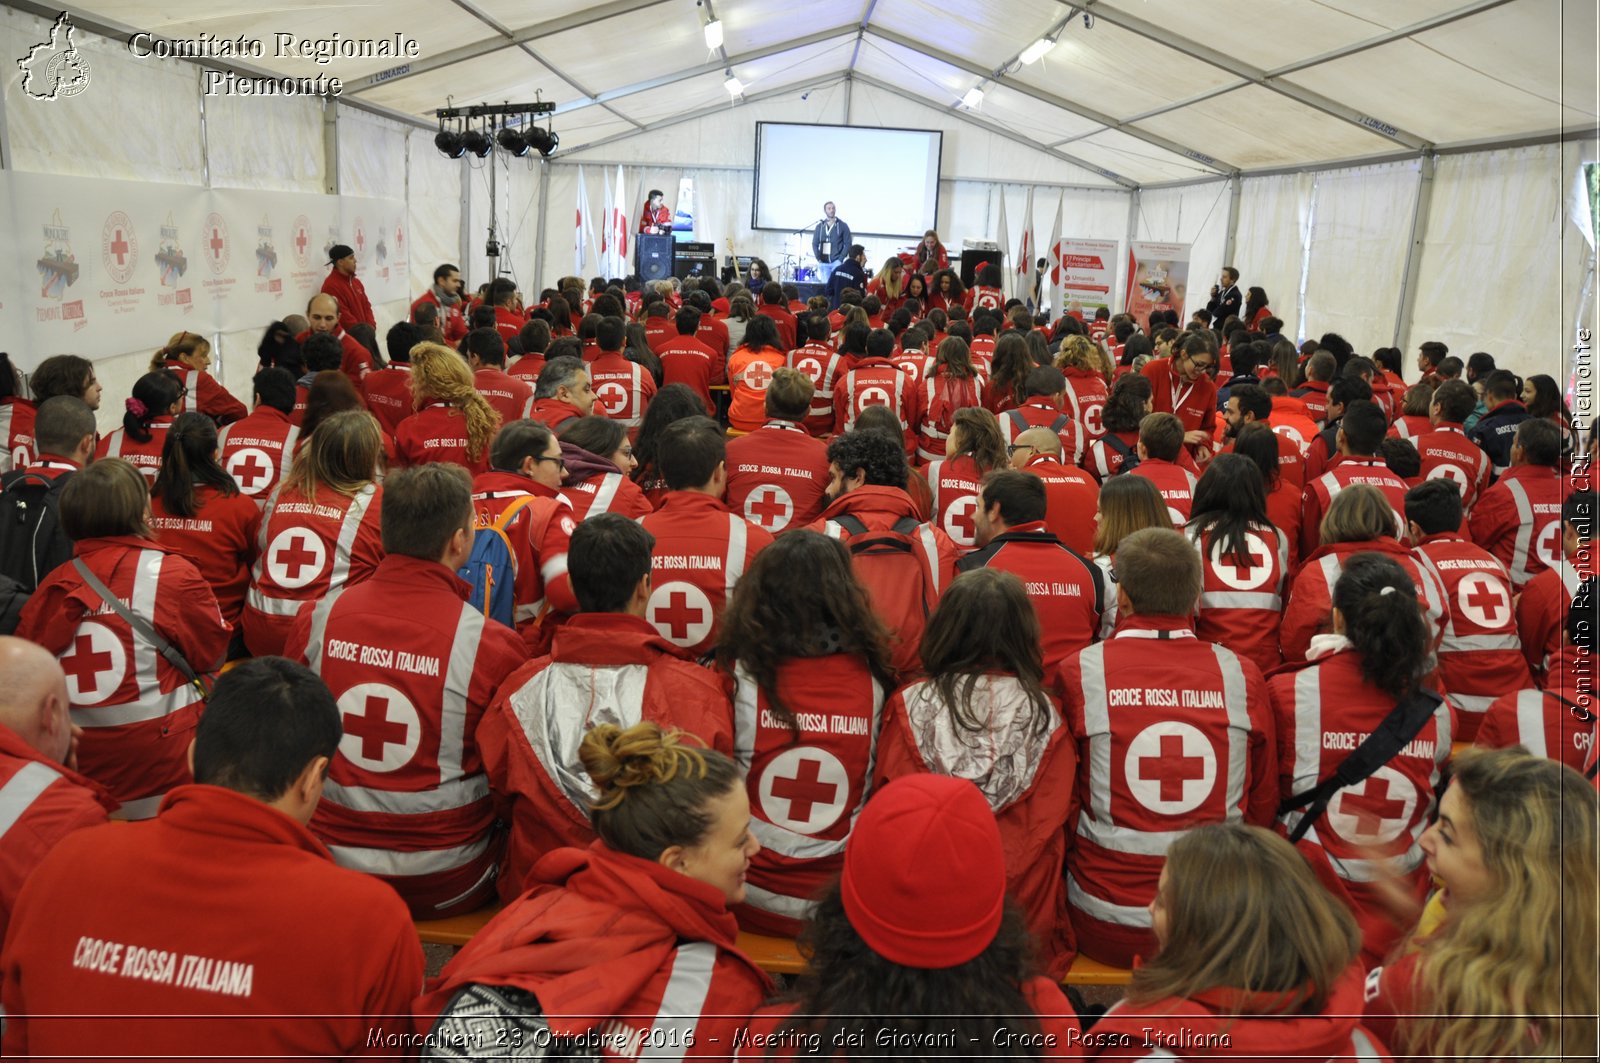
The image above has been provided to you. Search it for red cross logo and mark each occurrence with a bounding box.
[60,622,127,704]
[266,529,327,589]
[743,361,774,390]
[1535,521,1562,567]
[1124,721,1217,815]
[1456,571,1509,628]
[1426,463,1467,489]
[759,747,850,833]
[745,485,794,530]
[295,229,308,256]
[1328,765,1414,845]
[1210,532,1276,591]
[226,447,274,495]
[648,582,714,648]
[944,494,978,546]
[595,381,628,416]
[209,229,224,258]
[109,230,129,265]
[795,357,823,383]
[1082,402,1104,437]
[336,683,421,773]
[857,386,891,412]
[1273,423,1308,456]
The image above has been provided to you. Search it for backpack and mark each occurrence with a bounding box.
[458,496,536,627]
[1102,432,1140,473]
[828,513,940,674]
[0,470,75,592]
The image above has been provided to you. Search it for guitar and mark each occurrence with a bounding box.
[725,236,741,282]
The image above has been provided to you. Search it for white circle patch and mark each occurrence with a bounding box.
[1455,571,1510,629]
[61,620,127,705]
[943,494,980,547]
[1123,721,1217,816]
[759,746,849,834]
[647,580,715,648]
[337,682,422,774]
[227,447,277,495]
[266,529,328,589]
[744,485,794,531]
[1327,764,1416,846]
[1210,532,1276,591]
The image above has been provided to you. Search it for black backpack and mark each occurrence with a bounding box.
[1102,432,1140,473]
[0,470,75,592]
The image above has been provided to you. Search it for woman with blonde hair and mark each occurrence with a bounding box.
[151,330,248,424]
[1087,824,1388,1059]
[394,342,500,474]
[1088,473,1169,637]
[868,257,907,316]
[1366,747,1597,1061]
[241,409,384,657]
[415,721,770,1051]
[925,407,1007,552]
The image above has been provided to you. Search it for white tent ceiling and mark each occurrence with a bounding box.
[44,0,1598,188]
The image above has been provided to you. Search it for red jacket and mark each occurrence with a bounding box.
[560,450,654,522]
[395,401,490,474]
[1413,422,1492,513]
[218,407,300,504]
[1130,457,1198,525]
[286,555,527,918]
[149,485,262,627]
[642,318,678,353]
[696,315,731,360]
[1088,964,1391,1060]
[911,372,987,463]
[923,454,988,552]
[1477,685,1593,772]
[787,342,846,437]
[241,483,383,658]
[507,352,545,384]
[415,843,769,1054]
[1468,464,1564,589]
[1269,644,1455,964]
[361,363,414,435]
[1058,616,1277,968]
[810,485,958,676]
[1186,521,1291,676]
[589,351,657,431]
[959,521,1103,673]
[726,347,787,434]
[471,471,577,648]
[1291,379,1331,424]
[0,398,37,474]
[1298,456,1410,561]
[160,360,248,425]
[1023,454,1099,556]
[410,289,468,345]
[1411,533,1532,741]
[658,333,722,414]
[492,305,526,346]
[1281,539,1447,664]
[640,493,772,658]
[1517,555,1593,691]
[96,416,173,486]
[724,420,830,534]
[756,303,798,350]
[999,399,1085,467]
[17,537,228,819]
[294,326,373,383]
[322,267,376,329]
[1061,368,1109,442]
[530,397,586,432]
[477,613,735,901]
[1,785,422,1060]
[966,285,1005,312]
[831,357,917,444]
[725,654,885,937]
[876,676,1077,977]
[1144,357,1217,444]
[0,726,116,941]
[473,366,534,427]
[1389,413,1433,440]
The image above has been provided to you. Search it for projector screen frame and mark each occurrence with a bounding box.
[751,120,944,239]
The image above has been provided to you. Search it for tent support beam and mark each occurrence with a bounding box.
[850,73,1138,190]
[845,75,855,123]
[1392,152,1436,348]
[323,100,340,196]
[1265,0,1519,78]
[1223,173,1241,267]
[534,159,550,290]
[866,26,1234,176]
[459,157,474,284]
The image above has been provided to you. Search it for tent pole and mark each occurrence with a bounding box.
[535,159,551,288]
[845,75,854,124]
[323,100,340,196]
[1223,173,1241,266]
[1392,152,1435,348]
[459,158,473,286]
[1122,188,1141,315]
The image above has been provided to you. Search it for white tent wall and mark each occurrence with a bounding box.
[1232,173,1314,342]
[1302,161,1421,353]
[1133,181,1230,320]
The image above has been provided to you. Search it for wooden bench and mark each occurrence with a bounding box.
[416,908,1131,986]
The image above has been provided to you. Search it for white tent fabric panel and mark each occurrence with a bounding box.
[1302,161,1420,350]
[549,112,641,153]
[870,0,1067,73]
[978,85,1117,147]
[852,35,973,107]
[407,145,463,299]
[1233,172,1314,342]
[535,0,707,94]
[4,8,203,185]
[614,71,751,127]
[206,95,325,194]
[1135,181,1231,314]
[560,89,849,166]
[1065,129,1218,186]
[359,47,562,116]
[338,110,410,202]
[1406,141,1592,381]
[1134,85,1395,171]
[716,0,860,52]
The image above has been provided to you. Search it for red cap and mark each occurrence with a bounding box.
[840,774,1005,968]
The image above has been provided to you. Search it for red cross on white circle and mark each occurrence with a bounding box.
[1273,423,1308,457]
[795,357,823,384]
[944,494,979,546]
[745,485,794,531]
[1456,571,1510,629]
[1123,721,1217,815]
[595,382,628,416]
[743,361,774,390]
[227,447,275,495]
[60,621,127,705]
[1535,521,1562,567]
[857,387,890,411]
[647,581,714,648]
[266,529,328,589]
[336,682,421,773]
[1081,402,1105,437]
[1327,764,1415,846]
[11,444,32,471]
[1426,463,1468,491]
[1210,531,1276,590]
[759,746,850,833]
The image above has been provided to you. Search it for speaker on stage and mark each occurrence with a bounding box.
[960,248,1005,289]
[637,234,673,282]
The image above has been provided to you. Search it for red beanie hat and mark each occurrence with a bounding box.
[840,774,1005,969]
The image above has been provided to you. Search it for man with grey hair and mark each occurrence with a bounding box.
[530,356,596,431]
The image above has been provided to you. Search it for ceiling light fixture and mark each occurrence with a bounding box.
[1019,36,1057,64]
[703,18,723,49]
[725,72,744,96]
[961,86,984,108]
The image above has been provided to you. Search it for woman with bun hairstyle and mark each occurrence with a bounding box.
[1270,552,1454,968]
[152,330,247,424]
[148,412,260,632]
[1364,747,1596,1061]
[874,569,1077,978]
[745,773,1083,1058]
[416,721,770,1054]
[715,531,895,937]
[1087,824,1389,1060]
[96,369,184,486]
[394,342,500,474]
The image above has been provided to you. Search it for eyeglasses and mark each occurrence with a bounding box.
[534,455,565,472]
[1006,443,1034,457]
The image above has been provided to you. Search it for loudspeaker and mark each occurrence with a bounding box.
[959,248,1005,289]
[637,234,673,282]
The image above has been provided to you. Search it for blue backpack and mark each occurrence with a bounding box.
[457,496,535,627]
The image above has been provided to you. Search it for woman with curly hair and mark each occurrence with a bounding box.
[874,569,1077,979]
[925,407,1007,552]
[97,369,184,486]
[715,531,895,937]
[416,721,771,1053]
[152,330,248,424]
[394,342,501,474]
[1365,747,1596,1061]
[1055,334,1111,440]
[926,267,965,311]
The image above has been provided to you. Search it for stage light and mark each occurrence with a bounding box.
[1019,37,1057,64]
[461,125,493,158]
[496,126,530,157]
[961,86,984,108]
[703,18,723,49]
[434,129,464,158]
[527,127,559,157]
[725,73,744,96]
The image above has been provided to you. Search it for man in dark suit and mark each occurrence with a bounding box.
[1206,266,1242,327]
